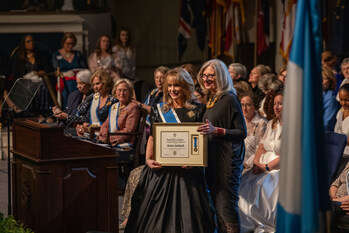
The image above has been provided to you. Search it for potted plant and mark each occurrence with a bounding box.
[0,212,33,233]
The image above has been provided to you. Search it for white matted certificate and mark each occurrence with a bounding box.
[153,123,207,166]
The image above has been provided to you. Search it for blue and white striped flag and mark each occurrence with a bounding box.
[276,0,329,232]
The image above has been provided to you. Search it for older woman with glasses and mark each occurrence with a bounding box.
[97,79,140,148]
[197,59,247,233]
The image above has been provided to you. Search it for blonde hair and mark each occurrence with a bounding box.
[322,66,336,91]
[162,68,195,109]
[112,78,134,98]
[197,59,236,97]
[90,70,113,94]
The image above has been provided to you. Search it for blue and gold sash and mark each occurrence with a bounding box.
[109,102,120,132]
[109,102,132,151]
[90,93,102,126]
[157,102,181,123]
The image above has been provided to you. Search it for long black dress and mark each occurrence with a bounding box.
[204,91,247,233]
[125,102,217,233]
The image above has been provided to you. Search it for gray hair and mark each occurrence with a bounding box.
[255,64,268,76]
[258,73,283,92]
[154,66,169,76]
[228,63,247,80]
[76,69,92,84]
[198,59,236,96]
[341,58,349,68]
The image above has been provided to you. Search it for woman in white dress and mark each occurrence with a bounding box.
[240,92,267,169]
[239,91,283,233]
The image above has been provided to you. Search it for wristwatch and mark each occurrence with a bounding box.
[265,164,270,172]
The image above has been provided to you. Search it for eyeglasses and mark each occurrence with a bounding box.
[116,89,129,93]
[241,103,253,108]
[201,73,215,80]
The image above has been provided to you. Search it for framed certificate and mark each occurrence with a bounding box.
[153,123,207,167]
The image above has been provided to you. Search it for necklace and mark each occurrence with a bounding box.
[341,107,349,112]
[26,53,34,59]
[62,51,72,59]
[206,94,220,109]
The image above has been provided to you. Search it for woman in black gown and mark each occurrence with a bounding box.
[125,68,216,233]
[197,59,247,233]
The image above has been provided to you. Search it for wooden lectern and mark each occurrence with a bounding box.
[11,119,118,233]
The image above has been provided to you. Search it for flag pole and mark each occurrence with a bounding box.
[254,0,258,67]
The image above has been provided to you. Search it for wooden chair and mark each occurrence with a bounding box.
[107,107,147,191]
[107,107,148,167]
[89,125,101,139]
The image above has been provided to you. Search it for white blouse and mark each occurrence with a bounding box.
[334,109,349,156]
[244,112,267,167]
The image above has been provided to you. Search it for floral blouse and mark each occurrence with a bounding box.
[332,162,349,198]
[70,93,118,124]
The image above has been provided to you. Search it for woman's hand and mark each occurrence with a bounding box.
[53,107,68,119]
[146,159,162,169]
[197,119,216,135]
[76,124,85,136]
[76,123,89,136]
[341,200,349,214]
[252,161,266,174]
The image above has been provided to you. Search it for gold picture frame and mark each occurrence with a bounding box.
[153,123,207,166]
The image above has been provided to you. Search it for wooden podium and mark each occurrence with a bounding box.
[11,119,118,233]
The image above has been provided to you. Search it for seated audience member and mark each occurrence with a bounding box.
[258,73,283,118]
[181,63,198,85]
[52,69,93,126]
[11,34,51,117]
[52,32,87,109]
[194,84,208,104]
[277,65,287,83]
[249,64,268,104]
[97,79,140,149]
[333,83,349,179]
[75,70,117,136]
[234,80,253,100]
[228,63,249,85]
[322,51,342,94]
[329,161,349,232]
[239,92,267,169]
[337,58,349,101]
[323,66,339,131]
[239,92,283,232]
[135,66,168,117]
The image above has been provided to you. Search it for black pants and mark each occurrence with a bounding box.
[331,202,349,233]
